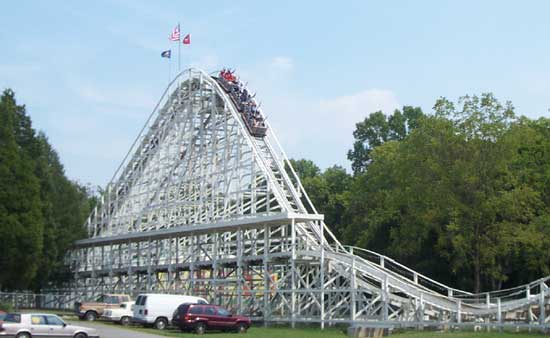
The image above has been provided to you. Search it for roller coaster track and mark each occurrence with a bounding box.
[69,68,549,330]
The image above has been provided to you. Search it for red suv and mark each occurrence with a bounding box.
[172,303,251,334]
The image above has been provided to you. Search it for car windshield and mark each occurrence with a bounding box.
[138,296,147,306]
[177,304,189,314]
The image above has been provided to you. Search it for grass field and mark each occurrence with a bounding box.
[108,324,347,338]
[110,322,547,338]
[392,331,547,338]
[15,313,548,338]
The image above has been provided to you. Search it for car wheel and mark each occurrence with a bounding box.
[74,333,87,338]
[237,322,248,333]
[120,316,130,326]
[85,311,97,321]
[16,333,31,338]
[154,317,168,330]
[195,322,206,335]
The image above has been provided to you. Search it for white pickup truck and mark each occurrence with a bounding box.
[101,301,135,326]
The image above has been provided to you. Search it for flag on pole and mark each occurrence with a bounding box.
[183,33,191,45]
[161,50,171,58]
[170,24,180,41]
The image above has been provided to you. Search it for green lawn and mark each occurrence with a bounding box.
[13,311,548,337]
[106,322,547,338]
[392,331,546,338]
[111,324,346,338]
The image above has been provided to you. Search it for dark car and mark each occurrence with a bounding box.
[172,303,251,334]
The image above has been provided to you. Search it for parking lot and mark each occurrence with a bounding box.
[67,321,166,338]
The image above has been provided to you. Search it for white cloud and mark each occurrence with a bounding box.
[235,57,400,170]
[270,56,294,73]
[190,54,220,72]
[317,89,400,127]
[265,88,400,170]
[74,83,157,114]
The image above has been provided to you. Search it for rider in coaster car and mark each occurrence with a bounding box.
[240,90,249,102]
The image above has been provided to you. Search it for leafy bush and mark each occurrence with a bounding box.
[0,302,14,312]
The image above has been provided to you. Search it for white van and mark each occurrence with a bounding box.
[132,293,208,330]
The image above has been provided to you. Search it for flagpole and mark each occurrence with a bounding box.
[178,22,181,74]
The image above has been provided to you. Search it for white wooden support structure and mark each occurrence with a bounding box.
[63,68,550,329]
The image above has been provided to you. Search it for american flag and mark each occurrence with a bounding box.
[170,24,180,41]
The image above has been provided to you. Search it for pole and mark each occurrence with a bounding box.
[178,22,181,73]
[168,54,171,85]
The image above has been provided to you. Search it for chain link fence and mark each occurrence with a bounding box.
[0,291,77,311]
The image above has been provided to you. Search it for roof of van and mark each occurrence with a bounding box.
[136,293,205,298]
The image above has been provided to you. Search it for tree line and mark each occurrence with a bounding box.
[291,93,550,293]
[0,89,96,291]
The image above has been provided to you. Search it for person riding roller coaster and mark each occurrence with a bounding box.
[217,68,267,137]
[220,68,237,83]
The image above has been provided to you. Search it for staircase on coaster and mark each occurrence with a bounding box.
[69,68,549,329]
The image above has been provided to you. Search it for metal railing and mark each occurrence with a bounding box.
[0,291,76,310]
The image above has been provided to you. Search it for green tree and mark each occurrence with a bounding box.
[344,94,549,292]
[287,159,352,238]
[348,106,423,175]
[0,89,95,290]
[31,133,91,289]
[0,89,44,290]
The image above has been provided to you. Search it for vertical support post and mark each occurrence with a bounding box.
[190,236,196,295]
[320,221,325,329]
[168,238,173,290]
[91,248,96,280]
[237,228,243,315]
[127,241,133,293]
[456,299,462,324]
[147,239,152,291]
[175,237,179,286]
[539,281,546,327]
[382,275,389,321]
[497,297,502,331]
[486,293,490,309]
[351,256,357,322]
[524,285,533,324]
[101,246,105,272]
[419,293,424,329]
[263,225,269,327]
[213,233,218,305]
[291,219,296,328]
[380,256,385,269]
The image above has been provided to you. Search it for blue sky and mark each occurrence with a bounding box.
[1,1,550,187]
